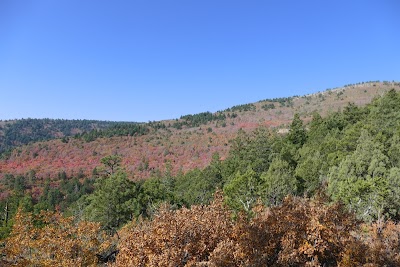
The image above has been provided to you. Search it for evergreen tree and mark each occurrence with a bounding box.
[260,158,297,206]
[174,156,223,207]
[327,130,390,221]
[295,147,323,196]
[100,155,122,175]
[222,128,274,179]
[387,167,400,220]
[388,133,400,168]
[224,167,260,212]
[84,171,139,233]
[287,113,307,147]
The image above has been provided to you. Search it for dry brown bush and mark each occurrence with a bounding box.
[4,193,400,266]
[115,192,233,267]
[340,220,400,266]
[208,196,358,266]
[115,194,367,266]
[1,208,113,266]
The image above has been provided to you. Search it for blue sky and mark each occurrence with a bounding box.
[1,0,399,122]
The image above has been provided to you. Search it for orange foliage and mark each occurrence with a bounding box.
[2,208,113,266]
[115,192,233,266]
[2,194,400,266]
[114,194,357,266]
[208,196,358,266]
[340,220,400,266]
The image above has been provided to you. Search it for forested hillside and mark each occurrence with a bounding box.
[1,84,400,265]
[1,82,399,181]
[0,118,138,155]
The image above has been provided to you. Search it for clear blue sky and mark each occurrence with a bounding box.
[1,0,399,122]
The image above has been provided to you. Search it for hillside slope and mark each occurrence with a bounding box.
[0,81,399,181]
[0,119,139,154]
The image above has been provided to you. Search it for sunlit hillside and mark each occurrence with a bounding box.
[0,81,399,182]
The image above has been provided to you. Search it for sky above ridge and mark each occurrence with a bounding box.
[0,0,399,122]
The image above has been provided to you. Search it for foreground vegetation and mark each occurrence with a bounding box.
[2,193,400,266]
[1,88,400,265]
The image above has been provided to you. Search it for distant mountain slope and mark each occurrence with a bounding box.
[0,118,138,154]
[0,81,399,181]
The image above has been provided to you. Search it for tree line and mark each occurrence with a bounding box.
[0,118,130,155]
